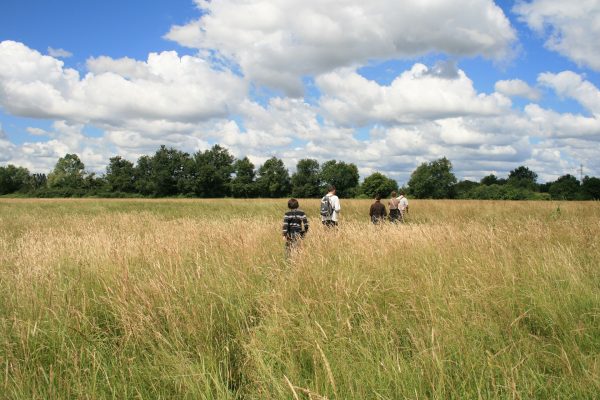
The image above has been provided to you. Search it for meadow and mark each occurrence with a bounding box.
[0,198,598,399]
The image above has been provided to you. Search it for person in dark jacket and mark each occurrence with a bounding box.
[369,194,387,224]
[282,198,309,256]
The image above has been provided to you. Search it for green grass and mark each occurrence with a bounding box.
[0,199,599,399]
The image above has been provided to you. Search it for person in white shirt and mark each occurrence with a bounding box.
[397,191,409,222]
[321,185,341,227]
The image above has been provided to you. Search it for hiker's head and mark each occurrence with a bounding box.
[391,191,397,198]
[288,198,299,209]
[375,194,381,201]
[399,190,405,196]
[327,185,336,194]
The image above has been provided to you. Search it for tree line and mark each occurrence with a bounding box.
[1,145,599,200]
[408,157,600,200]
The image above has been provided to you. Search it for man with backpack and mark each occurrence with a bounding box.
[320,185,341,227]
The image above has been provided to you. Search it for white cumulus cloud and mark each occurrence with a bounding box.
[525,104,600,138]
[0,40,247,126]
[166,0,516,95]
[5,121,111,173]
[0,124,17,162]
[525,71,600,139]
[495,79,541,100]
[47,47,73,58]
[26,127,49,136]
[538,70,600,115]
[317,62,512,126]
[514,0,600,71]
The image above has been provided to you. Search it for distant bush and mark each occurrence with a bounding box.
[462,184,549,200]
[32,187,88,198]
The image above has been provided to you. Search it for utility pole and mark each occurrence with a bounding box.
[580,164,584,182]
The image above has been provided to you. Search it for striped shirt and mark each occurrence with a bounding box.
[282,209,309,239]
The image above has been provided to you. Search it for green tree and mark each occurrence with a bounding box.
[361,172,398,198]
[480,174,499,186]
[407,157,457,199]
[467,184,504,200]
[291,159,321,198]
[134,155,154,196]
[83,172,106,193]
[508,166,538,190]
[28,173,47,191]
[47,154,86,189]
[231,157,257,198]
[149,146,190,197]
[256,157,291,198]
[320,160,360,198]
[0,164,31,194]
[581,176,600,200]
[549,174,580,200]
[455,180,480,199]
[106,156,135,193]
[189,145,234,197]
[538,181,552,193]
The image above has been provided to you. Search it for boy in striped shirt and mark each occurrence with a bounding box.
[282,198,309,254]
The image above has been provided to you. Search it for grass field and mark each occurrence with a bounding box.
[0,198,599,399]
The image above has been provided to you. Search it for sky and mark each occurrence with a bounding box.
[1,0,600,184]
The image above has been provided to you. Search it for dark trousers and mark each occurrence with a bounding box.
[322,220,338,227]
[285,237,301,258]
[389,209,400,222]
[371,215,385,224]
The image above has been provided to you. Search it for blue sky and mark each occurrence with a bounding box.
[1,0,600,183]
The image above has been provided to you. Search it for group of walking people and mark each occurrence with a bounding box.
[281,185,409,253]
[369,190,409,224]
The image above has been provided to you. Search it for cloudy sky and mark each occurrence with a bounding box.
[1,0,600,183]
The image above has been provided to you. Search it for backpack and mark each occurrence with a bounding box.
[320,195,334,218]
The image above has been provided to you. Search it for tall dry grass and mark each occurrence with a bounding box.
[0,198,598,399]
